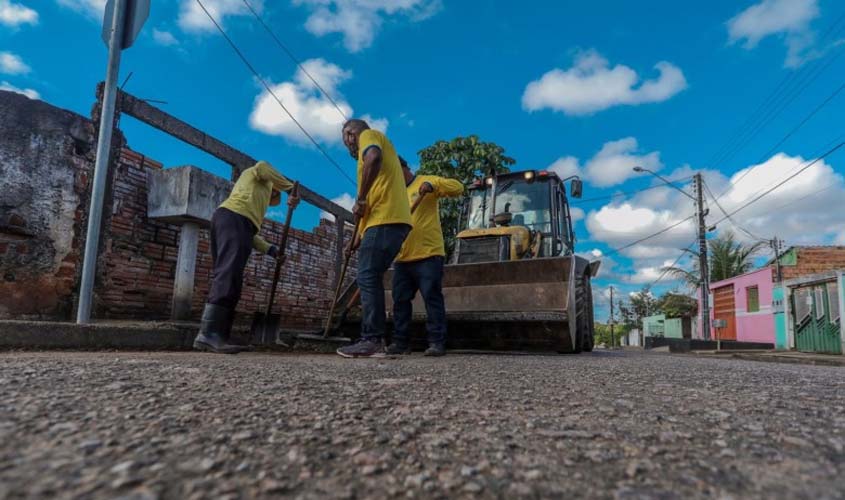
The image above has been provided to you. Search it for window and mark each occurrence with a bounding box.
[794,288,811,323]
[815,287,825,320]
[746,286,760,313]
[828,282,840,323]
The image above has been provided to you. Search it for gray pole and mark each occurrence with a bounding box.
[695,173,711,340]
[76,0,128,324]
[609,286,614,348]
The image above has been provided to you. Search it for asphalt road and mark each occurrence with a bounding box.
[0,349,843,499]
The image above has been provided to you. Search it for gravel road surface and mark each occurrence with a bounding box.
[1,350,843,499]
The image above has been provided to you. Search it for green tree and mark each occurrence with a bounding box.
[655,292,698,318]
[662,231,767,290]
[417,136,515,257]
[594,322,628,347]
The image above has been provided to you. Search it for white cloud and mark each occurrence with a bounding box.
[548,156,580,179]
[522,49,687,115]
[56,0,106,19]
[321,192,355,221]
[152,28,179,47]
[546,137,661,188]
[294,0,442,53]
[178,0,263,32]
[0,51,29,75]
[570,207,585,223]
[0,80,39,99]
[585,137,661,188]
[581,152,845,287]
[249,58,387,145]
[0,0,38,27]
[727,0,820,68]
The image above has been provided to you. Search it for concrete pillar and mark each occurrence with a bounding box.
[172,222,199,320]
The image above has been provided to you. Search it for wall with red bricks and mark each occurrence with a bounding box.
[780,247,845,282]
[1,91,355,328]
[95,151,354,328]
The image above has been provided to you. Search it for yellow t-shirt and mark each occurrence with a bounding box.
[396,175,465,263]
[219,161,294,253]
[356,129,412,235]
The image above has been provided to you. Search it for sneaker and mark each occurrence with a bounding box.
[424,343,445,357]
[386,342,411,355]
[337,338,385,358]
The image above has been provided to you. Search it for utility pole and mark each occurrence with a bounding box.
[694,173,711,340]
[609,286,615,349]
[771,236,783,283]
[77,0,149,323]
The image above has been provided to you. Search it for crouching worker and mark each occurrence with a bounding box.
[194,161,298,354]
[387,157,464,356]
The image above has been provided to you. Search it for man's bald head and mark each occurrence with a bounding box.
[341,118,371,159]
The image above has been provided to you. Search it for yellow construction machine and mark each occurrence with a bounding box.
[383,168,600,353]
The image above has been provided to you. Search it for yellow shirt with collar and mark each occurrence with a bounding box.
[396,174,464,263]
[219,161,293,253]
[356,129,412,236]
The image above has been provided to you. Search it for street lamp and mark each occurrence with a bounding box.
[632,166,695,201]
[632,166,713,341]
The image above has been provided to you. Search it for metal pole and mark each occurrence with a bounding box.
[76,0,128,324]
[609,286,614,348]
[695,173,711,340]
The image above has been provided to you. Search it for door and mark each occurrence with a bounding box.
[793,284,842,354]
[713,284,737,341]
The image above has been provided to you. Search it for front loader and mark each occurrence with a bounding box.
[380,168,601,353]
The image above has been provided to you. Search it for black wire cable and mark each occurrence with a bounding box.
[606,215,696,256]
[195,0,356,186]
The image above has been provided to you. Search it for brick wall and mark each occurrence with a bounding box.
[780,247,845,281]
[95,149,355,328]
[0,91,355,328]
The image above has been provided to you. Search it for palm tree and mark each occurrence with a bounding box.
[662,231,767,290]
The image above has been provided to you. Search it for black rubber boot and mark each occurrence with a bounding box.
[193,304,243,354]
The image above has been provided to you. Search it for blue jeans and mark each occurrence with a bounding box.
[357,224,410,341]
[392,256,446,346]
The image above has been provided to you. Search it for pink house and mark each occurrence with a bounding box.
[697,267,775,345]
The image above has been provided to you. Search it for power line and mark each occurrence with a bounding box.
[240,0,349,122]
[648,241,697,289]
[722,81,845,197]
[606,215,696,256]
[714,141,845,225]
[767,184,836,213]
[701,179,765,242]
[708,15,845,175]
[195,0,356,186]
[727,132,845,216]
[575,176,694,204]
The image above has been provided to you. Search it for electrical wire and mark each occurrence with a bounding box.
[648,241,698,289]
[240,0,349,121]
[194,0,356,186]
[713,141,845,225]
[575,176,694,204]
[606,215,696,256]
[701,179,765,242]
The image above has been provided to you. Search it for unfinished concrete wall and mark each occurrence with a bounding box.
[0,90,95,319]
[0,91,356,328]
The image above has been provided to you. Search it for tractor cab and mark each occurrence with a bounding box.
[454,170,582,264]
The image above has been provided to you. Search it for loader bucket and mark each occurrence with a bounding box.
[384,255,578,352]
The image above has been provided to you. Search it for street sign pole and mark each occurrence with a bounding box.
[76,0,129,324]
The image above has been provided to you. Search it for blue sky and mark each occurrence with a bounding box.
[2,0,844,319]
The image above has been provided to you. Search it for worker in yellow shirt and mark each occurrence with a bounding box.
[194,161,298,354]
[386,157,464,356]
[337,119,412,358]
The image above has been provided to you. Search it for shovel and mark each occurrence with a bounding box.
[250,182,299,346]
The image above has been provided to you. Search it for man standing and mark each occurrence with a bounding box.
[337,119,412,358]
[387,158,464,356]
[194,161,298,354]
